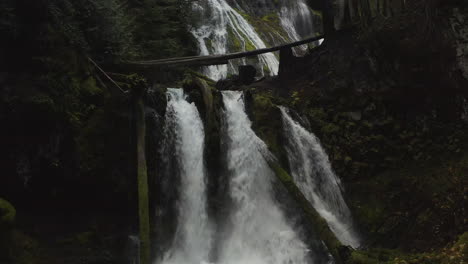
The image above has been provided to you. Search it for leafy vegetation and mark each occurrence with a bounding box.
[0,0,194,262]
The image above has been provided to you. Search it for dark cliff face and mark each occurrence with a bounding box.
[241,0,468,253]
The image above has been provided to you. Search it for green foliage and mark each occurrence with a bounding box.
[47,0,137,60]
[132,0,195,59]
[0,0,17,38]
[2,231,39,264]
[0,0,194,64]
[348,232,468,264]
[349,251,380,264]
[0,198,15,226]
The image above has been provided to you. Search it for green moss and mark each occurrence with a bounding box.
[250,92,282,155]
[26,94,57,114]
[59,231,96,246]
[76,231,94,245]
[226,25,257,52]
[186,70,216,87]
[227,26,243,51]
[454,232,468,247]
[321,123,341,134]
[8,231,39,264]
[311,8,323,18]
[244,38,256,51]
[232,8,289,46]
[349,251,380,264]
[81,77,103,98]
[347,248,406,264]
[262,64,271,76]
[271,162,292,183]
[0,198,15,226]
[261,13,280,24]
[350,232,468,264]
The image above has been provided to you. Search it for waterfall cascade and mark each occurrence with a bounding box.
[157,90,361,263]
[161,88,213,264]
[218,91,311,264]
[190,0,279,80]
[279,0,316,55]
[279,106,361,248]
[190,0,319,80]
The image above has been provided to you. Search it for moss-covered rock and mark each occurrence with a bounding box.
[0,198,15,226]
[247,89,283,157]
[0,198,16,261]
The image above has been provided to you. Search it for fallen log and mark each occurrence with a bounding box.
[266,160,349,264]
[126,34,325,67]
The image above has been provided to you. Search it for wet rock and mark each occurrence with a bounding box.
[238,65,257,85]
[215,76,239,91]
[279,47,295,78]
[449,7,468,80]
[346,111,362,121]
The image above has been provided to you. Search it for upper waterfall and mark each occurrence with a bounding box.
[189,0,319,80]
[279,106,361,248]
[279,0,316,55]
[190,0,279,80]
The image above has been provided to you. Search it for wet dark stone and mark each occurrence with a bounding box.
[238,65,257,85]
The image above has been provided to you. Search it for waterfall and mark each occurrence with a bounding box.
[279,107,361,248]
[279,0,315,54]
[218,91,311,264]
[161,88,213,264]
[190,0,279,80]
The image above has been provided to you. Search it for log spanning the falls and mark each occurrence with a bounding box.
[125,34,325,67]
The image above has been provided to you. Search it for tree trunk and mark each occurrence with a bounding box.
[321,0,336,35]
[135,92,151,264]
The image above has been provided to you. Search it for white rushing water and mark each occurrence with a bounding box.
[219,91,311,264]
[279,106,361,248]
[161,88,213,264]
[279,0,315,54]
[190,0,280,80]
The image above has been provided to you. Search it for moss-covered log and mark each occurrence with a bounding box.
[267,162,347,264]
[134,83,151,264]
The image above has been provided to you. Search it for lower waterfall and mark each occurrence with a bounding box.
[158,90,354,263]
[161,89,213,264]
[279,107,361,248]
[218,91,311,264]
